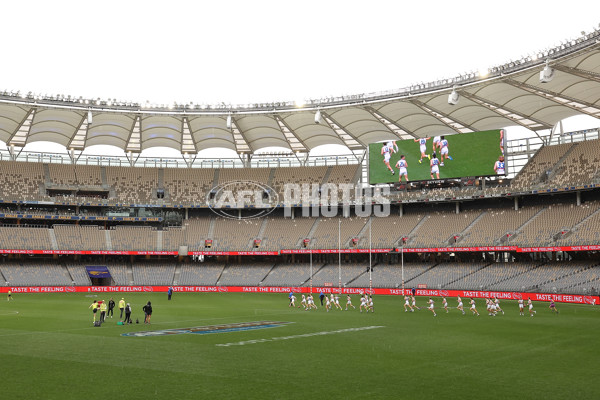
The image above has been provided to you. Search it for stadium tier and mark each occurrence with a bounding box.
[2,260,598,295]
[1,199,600,252]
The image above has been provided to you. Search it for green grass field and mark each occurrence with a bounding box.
[1,292,598,399]
[369,130,503,184]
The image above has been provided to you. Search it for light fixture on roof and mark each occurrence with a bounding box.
[314,109,322,124]
[539,59,555,83]
[87,110,93,125]
[226,114,232,129]
[448,86,459,106]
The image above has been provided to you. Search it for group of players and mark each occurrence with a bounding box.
[381,130,506,182]
[287,291,559,317]
[381,136,453,182]
[404,295,558,317]
[289,292,374,313]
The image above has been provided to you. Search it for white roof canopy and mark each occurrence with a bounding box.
[1,34,599,154]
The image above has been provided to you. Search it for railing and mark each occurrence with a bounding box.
[0,150,360,168]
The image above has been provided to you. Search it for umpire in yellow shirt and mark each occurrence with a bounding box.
[99,300,108,323]
[119,298,126,320]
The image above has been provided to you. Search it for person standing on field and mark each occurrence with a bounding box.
[89,300,99,323]
[124,303,132,324]
[168,286,173,301]
[119,298,126,320]
[143,301,153,324]
[99,300,108,323]
[108,298,115,318]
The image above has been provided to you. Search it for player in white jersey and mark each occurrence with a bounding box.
[345,295,355,310]
[430,153,440,179]
[360,295,368,313]
[395,155,409,182]
[494,156,505,175]
[433,136,442,152]
[411,295,420,310]
[308,294,317,310]
[414,137,431,164]
[334,294,342,310]
[404,295,413,312]
[528,298,536,317]
[470,298,480,316]
[442,297,449,313]
[457,296,465,315]
[325,296,331,312]
[439,136,453,165]
[301,294,307,310]
[494,297,504,315]
[381,143,395,175]
[491,302,497,316]
[387,140,399,153]
[427,297,437,316]
[486,299,496,316]
[368,296,374,312]
[518,298,524,316]
[290,294,297,308]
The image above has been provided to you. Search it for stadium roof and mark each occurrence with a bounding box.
[1,30,599,155]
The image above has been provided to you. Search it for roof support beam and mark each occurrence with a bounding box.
[409,100,469,134]
[8,108,35,146]
[181,117,197,154]
[273,115,308,152]
[459,92,552,131]
[68,113,89,150]
[125,115,142,153]
[125,151,141,167]
[321,112,365,149]
[552,65,600,83]
[229,115,252,154]
[364,107,417,139]
[504,79,600,118]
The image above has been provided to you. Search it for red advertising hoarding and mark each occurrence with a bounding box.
[0,285,596,305]
[0,245,597,256]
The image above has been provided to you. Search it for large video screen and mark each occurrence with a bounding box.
[368,129,505,184]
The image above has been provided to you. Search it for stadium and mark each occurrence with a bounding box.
[1,8,600,399]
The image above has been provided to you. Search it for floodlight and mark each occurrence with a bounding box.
[226,114,232,129]
[315,110,322,124]
[448,86,459,106]
[539,60,555,83]
[87,110,93,125]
